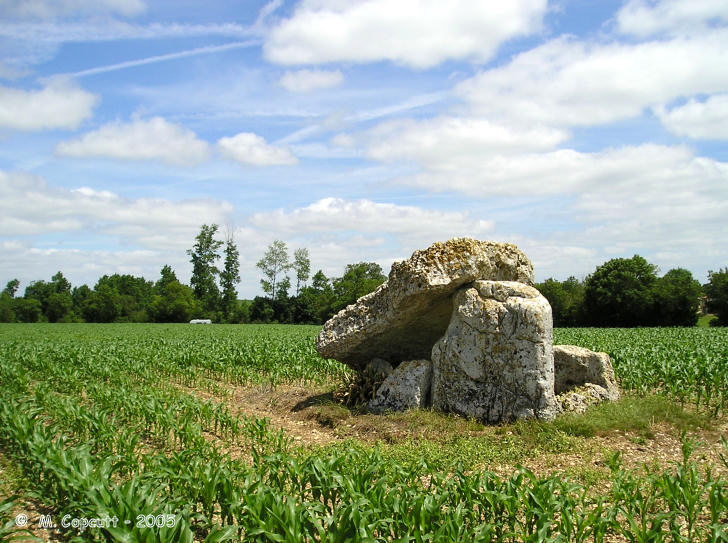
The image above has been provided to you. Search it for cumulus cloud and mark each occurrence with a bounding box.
[279,68,343,92]
[0,78,97,131]
[393,143,726,197]
[264,0,547,68]
[217,132,297,166]
[55,116,210,166]
[655,94,728,139]
[250,197,494,247]
[617,0,728,37]
[0,170,232,249]
[456,31,728,127]
[365,116,570,164]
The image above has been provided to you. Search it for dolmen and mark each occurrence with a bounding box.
[316,238,619,423]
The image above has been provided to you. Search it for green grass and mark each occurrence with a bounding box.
[698,313,718,327]
[553,393,714,439]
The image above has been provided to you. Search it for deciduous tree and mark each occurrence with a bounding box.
[257,240,291,300]
[219,232,241,321]
[583,255,658,327]
[187,224,223,314]
[293,247,311,295]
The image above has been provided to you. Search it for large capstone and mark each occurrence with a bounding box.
[316,238,533,371]
[430,281,558,422]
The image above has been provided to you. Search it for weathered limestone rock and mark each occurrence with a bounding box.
[431,281,558,422]
[316,238,534,371]
[553,345,619,402]
[365,358,393,379]
[557,383,615,414]
[368,359,432,414]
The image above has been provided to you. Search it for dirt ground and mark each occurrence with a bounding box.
[191,382,728,478]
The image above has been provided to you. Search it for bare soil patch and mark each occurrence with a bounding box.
[186,382,728,479]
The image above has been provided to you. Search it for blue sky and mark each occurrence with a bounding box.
[1,0,727,298]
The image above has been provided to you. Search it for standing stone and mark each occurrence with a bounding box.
[316,238,534,371]
[553,345,620,401]
[431,281,558,422]
[368,359,432,414]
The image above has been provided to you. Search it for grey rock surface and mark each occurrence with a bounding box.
[553,344,619,401]
[368,359,433,414]
[316,238,534,370]
[430,281,558,422]
[557,383,615,414]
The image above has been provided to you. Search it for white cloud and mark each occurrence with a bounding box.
[264,0,547,68]
[217,132,297,166]
[250,197,495,247]
[279,69,343,92]
[617,0,728,37]
[55,116,210,166]
[0,78,97,131]
[456,31,728,127]
[0,0,145,19]
[655,94,728,139]
[0,170,232,249]
[365,116,570,164]
[394,143,727,198]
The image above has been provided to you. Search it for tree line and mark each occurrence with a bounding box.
[0,224,388,325]
[1,227,726,326]
[536,255,727,327]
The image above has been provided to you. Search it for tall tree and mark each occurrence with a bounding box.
[219,232,241,320]
[292,247,311,295]
[257,240,291,300]
[187,224,223,314]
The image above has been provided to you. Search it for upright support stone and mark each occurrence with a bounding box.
[431,281,558,422]
[368,359,432,414]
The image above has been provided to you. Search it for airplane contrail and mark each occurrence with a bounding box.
[64,40,260,78]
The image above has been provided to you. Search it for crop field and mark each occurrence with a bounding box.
[1,324,727,542]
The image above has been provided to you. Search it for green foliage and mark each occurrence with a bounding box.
[332,262,387,314]
[12,297,42,322]
[257,239,292,300]
[583,255,659,326]
[188,224,224,314]
[536,276,584,326]
[293,247,311,296]
[705,267,728,326]
[152,280,199,322]
[652,268,703,326]
[219,235,241,322]
[0,292,15,323]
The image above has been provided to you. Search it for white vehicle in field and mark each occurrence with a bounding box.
[189,319,212,324]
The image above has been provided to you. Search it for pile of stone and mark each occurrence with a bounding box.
[316,238,619,422]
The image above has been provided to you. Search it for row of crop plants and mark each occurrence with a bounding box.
[0,324,727,541]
